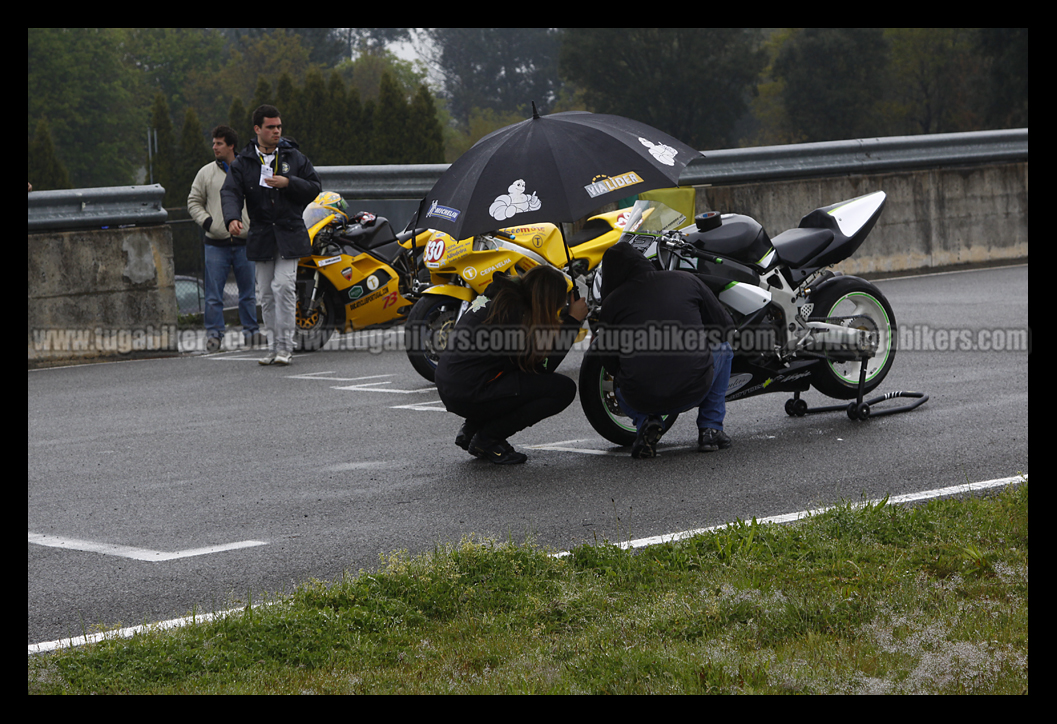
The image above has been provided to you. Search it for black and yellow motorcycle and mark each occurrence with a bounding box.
[295,192,433,350]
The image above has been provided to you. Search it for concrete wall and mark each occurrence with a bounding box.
[696,162,1028,276]
[28,225,178,365]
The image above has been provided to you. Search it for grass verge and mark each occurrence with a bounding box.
[29,479,1028,694]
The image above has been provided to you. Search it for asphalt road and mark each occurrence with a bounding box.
[28,265,1028,647]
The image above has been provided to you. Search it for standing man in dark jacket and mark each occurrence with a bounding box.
[595,242,735,458]
[221,105,321,365]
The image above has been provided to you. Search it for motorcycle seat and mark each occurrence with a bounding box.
[341,218,399,250]
[770,227,835,268]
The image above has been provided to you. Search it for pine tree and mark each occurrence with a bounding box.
[176,107,210,208]
[227,96,250,153]
[298,68,328,162]
[372,71,408,164]
[344,87,367,165]
[148,93,176,203]
[406,84,445,163]
[28,118,71,190]
[250,76,273,129]
[275,73,298,142]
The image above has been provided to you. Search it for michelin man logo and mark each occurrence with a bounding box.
[489,179,542,221]
[639,137,678,166]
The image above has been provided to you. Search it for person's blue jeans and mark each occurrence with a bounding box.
[616,342,733,432]
[203,243,259,339]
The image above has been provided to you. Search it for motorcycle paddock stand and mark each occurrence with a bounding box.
[784,358,929,421]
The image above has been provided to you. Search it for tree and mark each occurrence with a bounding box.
[560,28,766,149]
[885,28,981,135]
[406,84,446,163]
[28,28,145,188]
[28,118,70,190]
[427,28,563,129]
[772,28,891,142]
[250,76,273,121]
[297,68,329,162]
[343,85,368,165]
[372,71,409,163]
[174,107,210,208]
[977,28,1028,128]
[148,93,176,201]
[227,96,251,152]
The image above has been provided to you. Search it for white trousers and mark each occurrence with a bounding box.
[255,255,298,353]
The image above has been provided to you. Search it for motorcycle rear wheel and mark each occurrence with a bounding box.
[404,294,463,382]
[579,352,678,446]
[807,278,897,399]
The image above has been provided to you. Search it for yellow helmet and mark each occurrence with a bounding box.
[312,191,349,223]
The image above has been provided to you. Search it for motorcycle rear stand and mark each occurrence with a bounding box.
[785,358,929,421]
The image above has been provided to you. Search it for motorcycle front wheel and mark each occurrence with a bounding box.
[404,294,463,382]
[807,278,897,399]
[295,285,342,352]
[579,352,678,446]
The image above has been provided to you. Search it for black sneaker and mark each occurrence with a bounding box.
[468,432,528,465]
[698,428,732,453]
[631,417,665,459]
[455,421,483,457]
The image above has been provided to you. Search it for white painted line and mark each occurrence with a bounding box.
[28,605,254,655]
[30,475,1025,655]
[28,532,267,562]
[617,475,1025,551]
[322,461,388,472]
[390,400,448,411]
[526,440,622,456]
[286,372,394,382]
[332,381,434,394]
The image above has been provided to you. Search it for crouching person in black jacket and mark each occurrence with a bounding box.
[595,243,735,458]
[435,266,589,464]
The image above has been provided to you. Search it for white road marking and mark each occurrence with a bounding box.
[526,440,622,456]
[390,400,449,411]
[608,475,1026,553]
[28,606,252,655]
[29,475,1024,654]
[286,372,394,382]
[28,532,267,562]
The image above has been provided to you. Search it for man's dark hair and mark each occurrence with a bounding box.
[211,125,238,148]
[252,104,281,129]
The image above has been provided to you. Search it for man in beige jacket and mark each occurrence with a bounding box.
[187,125,260,352]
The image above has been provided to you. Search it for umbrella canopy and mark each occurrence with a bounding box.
[414,105,702,240]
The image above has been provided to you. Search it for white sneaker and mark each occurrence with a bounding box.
[259,351,277,365]
[274,350,293,365]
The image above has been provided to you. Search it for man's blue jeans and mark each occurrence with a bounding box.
[204,244,259,339]
[616,342,733,432]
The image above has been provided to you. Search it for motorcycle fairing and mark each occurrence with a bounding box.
[784,191,887,283]
[725,357,815,402]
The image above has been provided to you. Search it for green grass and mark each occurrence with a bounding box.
[29,479,1028,694]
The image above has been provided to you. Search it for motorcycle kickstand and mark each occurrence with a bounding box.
[784,358,929,421]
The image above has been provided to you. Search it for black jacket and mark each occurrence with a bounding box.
[220,138,321,261]
[595,242,735,413]
[435,280,582,404]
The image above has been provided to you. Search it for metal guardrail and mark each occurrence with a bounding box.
[28,129,1027,232]
[682,128,1028,185]
[27,184,167,232]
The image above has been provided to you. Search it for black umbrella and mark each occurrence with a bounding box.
[414,104,702,241]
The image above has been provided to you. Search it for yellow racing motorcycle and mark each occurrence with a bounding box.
[403,207,633,380]
[295,192,433,350]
